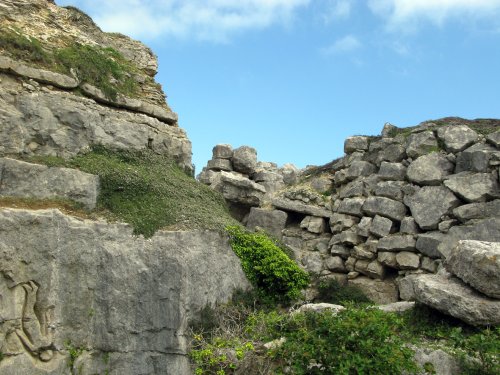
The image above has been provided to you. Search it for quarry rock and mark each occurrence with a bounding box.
[374,180,405,201]
[377,235,416,252]
[453,199,500,222]
[211,171,266,206]
[337,197,366,217]
[486,130,500,148]
[395,252,420,270]
[212,144,233,159]
[416,232,446,259]
[455,143,499,173]
[446,240,500,299]
[344,136,369,153]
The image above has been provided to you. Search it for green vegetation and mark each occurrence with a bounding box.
[64,340,85,369]
[226,226,309,302]
[23,147,237,237]
[0,28,137,100]
[55,43,137,100]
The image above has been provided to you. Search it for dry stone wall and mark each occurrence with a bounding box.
[200,120,500,317]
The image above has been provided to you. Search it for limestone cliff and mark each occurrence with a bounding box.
[0,0,192,172]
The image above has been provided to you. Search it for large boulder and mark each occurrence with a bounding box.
[0,158,99,210]
[446,240,500,299]
[211,171,266,206]
[436,125,478,153]
[406,131,438,158]
[405,186,460,230]
[444,172,499,203]
[401,272,500,326]
[406,152,454,186]
[0,209,250,375]
[232,146,257,175]
[455,143,499,173]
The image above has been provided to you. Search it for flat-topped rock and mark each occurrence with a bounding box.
[272,197,332,218]
[211,171,266,206]
[402,272,500,326]
[444,172,499,203]
[362,196,406,221]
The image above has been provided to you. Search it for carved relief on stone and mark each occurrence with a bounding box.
[0,276,55,362]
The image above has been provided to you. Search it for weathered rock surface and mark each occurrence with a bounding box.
[453,200,500,222]
[405,186,460,230]
[0,209,250,375]
[402,272,500,326]
[377,235,416,252]
[406,131,438,158]
[436,125,478,153]
[455,143,499,173]
[344,136,369,153]
[437,217,500,259]
[444,172,499,202]
[232,146,258,175]
[446,240,500,299]
[211,171,266,207]
[412,346,462,375]
[406,153,454,186]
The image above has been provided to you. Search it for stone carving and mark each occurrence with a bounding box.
[15,281,54,362]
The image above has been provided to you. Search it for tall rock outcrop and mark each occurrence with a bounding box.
[0,2,249,374]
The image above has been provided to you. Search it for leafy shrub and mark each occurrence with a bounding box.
[452,326,500,375]
[55,43,137,100]
[315,278,371,305]
[271,307,418,375]
[226,226,309,302]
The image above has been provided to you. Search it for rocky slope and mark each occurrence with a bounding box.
[199,118,500,325]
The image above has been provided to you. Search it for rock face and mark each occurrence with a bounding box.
[0,209,250,375]
[446,240,500,299]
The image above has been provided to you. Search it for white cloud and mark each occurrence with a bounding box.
[322,0,353,23]
[368,0,500,28]
[64,0,311,42]
[321,35,361,55]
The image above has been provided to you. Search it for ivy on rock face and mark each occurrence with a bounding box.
[226,226,309,302]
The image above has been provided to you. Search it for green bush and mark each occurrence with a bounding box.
[271,308,418,375]
[226,226,309,302]
[315,278,371,305]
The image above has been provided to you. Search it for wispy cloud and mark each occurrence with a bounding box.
[64,0,311,42]
[321,35,362,55]
[321,0,353,24]
[368,0,500,29]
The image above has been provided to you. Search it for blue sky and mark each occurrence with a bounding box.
[55,0,500,172]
